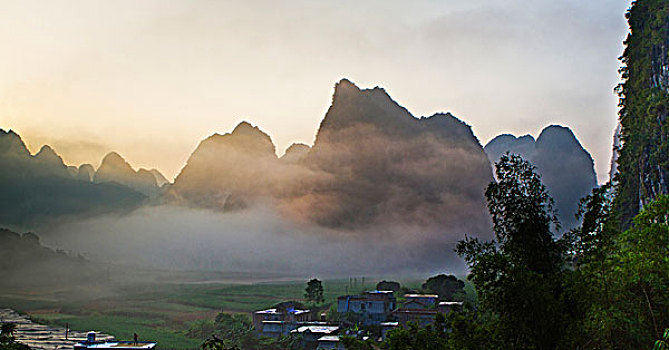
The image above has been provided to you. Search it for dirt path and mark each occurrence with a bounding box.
[0,309,114,350]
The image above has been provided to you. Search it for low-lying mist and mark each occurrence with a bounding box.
[40,204,469,278]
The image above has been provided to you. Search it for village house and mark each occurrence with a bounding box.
[380,321,399,340]
[337,290,396,325]
[316,335,345,350]
[392,294,459,328]
[291,325,340,349]
[402,294,438,309]
[437,301,464,314]
[252,307,312,338]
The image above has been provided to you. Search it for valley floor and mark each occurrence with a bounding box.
[0,273,422,350]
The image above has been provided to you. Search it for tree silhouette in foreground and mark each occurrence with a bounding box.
[457,154,567,350]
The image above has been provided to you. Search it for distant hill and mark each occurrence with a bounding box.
[0,129,147,229]
[169,79,494,236]
[484,125,598,231]
[94,152,163,197]
[0,228,97,287]
[167,121,280,210]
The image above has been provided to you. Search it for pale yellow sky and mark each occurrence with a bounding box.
[0,0,631,181]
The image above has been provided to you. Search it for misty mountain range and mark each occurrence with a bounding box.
[0,129,166,228]
[1,79,597,243]
[167,79,493,235]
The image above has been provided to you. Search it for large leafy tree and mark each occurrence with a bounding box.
[456,154,567,349]
[304,278,324,304]
[562,189,669,349]
[421,274,465,301]
[608,195,669,347]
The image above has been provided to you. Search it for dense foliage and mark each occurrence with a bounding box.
[614,0,669,227]
[375,281,401,292]
[304,279,324,304]
[456,154,568,349]
[0,323,29,350]
[421,275,465,301]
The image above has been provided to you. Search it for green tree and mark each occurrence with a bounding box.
[559,183,629,348]
[202,335,239,350]
[610,195,669,347]
[376,280,401,292]
[0,323,28,350]
[304,278,324,304]
[563,191,669,349]
[456,154,567,350]
[187,319,216,339]
[383,319,449,350]
[655,329,669,350]
[422,274,465,301]
[0,324,15,340]
[444,310,497,350]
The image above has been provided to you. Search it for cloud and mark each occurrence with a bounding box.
[40,204,469,277]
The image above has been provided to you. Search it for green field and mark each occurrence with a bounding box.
[0,277,426,350]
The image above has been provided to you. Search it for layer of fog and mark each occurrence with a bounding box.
[40,204,469,278]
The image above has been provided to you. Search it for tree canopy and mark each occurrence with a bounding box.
[304,278,324,304]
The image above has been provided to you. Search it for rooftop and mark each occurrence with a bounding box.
[75,342,157,350]
[317,335,341,342]
[292,325,339,334]
[404,294,438,298]
[254,308,310,315]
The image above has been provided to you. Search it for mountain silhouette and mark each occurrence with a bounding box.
[280,143,310,163]
[0,129,146,229]
[293,79,493,230]
[167,121,279,210]
[484,125,597,231]
[94,152,161,197]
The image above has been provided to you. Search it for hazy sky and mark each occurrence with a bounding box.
[0,0,631,182]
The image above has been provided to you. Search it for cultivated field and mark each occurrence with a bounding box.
[0,272,425,350]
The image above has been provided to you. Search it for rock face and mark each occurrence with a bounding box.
[0,129,146,229]
[614,0,669,226]
[170,79,494,236]
[484,125,597,231]
[149,169,169,187]
[94,152,160,197]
